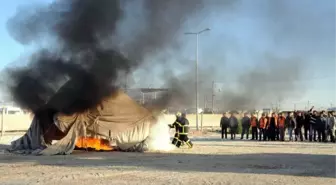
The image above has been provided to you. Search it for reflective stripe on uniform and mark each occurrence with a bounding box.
[186,139,192,148]
[179,133,188,135]
[175,138,183,147]
[179,125,189,135]
[175,121,182,126]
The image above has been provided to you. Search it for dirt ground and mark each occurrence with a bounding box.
[0,133,335,185]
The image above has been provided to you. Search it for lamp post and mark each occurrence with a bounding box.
[185,28,210,131]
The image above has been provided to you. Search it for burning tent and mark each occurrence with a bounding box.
[8,83,158,155]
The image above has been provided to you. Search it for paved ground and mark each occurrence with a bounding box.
[0,135,335,185]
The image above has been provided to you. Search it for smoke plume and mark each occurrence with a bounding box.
[5,0,131,114]
[3,0,334,114]
[4,0,238,114]
[4,0,210,114]
[150,0,334,112]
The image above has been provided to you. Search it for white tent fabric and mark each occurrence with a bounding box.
[8,90,157,155]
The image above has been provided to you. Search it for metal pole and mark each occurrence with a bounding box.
[185,28,210,131]
[212,80,215,112]
[201,112,203,131]
[195,34,199,131]
[125,74,128,93]
[1,108,4,138]
[204,95,207,109]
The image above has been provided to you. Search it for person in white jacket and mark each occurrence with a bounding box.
[329,111,336,142]
[334,113,336,143]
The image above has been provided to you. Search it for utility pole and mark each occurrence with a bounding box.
[212,80,215,112]
[185,28,211,131]
[124,73,129,93]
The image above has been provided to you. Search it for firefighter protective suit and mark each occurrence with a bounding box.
[169,112,182,145]
[175,116,193,148]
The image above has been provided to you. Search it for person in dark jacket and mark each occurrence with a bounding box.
[326,111,336,142]
[274,113,280,141]
[220,112,230,140]
[285,112,291,129]
[241,112,251,140]
[310,111,318,141]
[320,111,328,142]
[310,111,324,142]
[268,113,277,141]
[332,112,336,142]
[295,112,304,141]
[265,113,271,141]
[229,112,239,140]
[303,112,311,141]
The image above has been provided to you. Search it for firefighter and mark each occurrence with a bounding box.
[175,113,193,148]
[168,112,182,145]
[250,113,258,140]
[278,113,286,141]
[259,113,267,141]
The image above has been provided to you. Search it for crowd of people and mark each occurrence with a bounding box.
[220,108,336,143]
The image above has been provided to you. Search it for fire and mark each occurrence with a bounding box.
[75,137,114,151]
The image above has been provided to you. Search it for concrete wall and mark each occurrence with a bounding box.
[0,114,223,132]
[161,114,222,129]
[0,114,33,132]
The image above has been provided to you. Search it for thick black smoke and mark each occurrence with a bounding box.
[5,0,131,114]
[5,0,220,114]
[6,0,329,114]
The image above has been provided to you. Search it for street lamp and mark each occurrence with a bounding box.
[185,28,210,131]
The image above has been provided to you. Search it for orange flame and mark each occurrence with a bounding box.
[75,137,114,151]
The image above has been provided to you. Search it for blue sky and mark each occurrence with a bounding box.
[0,0,25,68]
[0,0,335,110]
